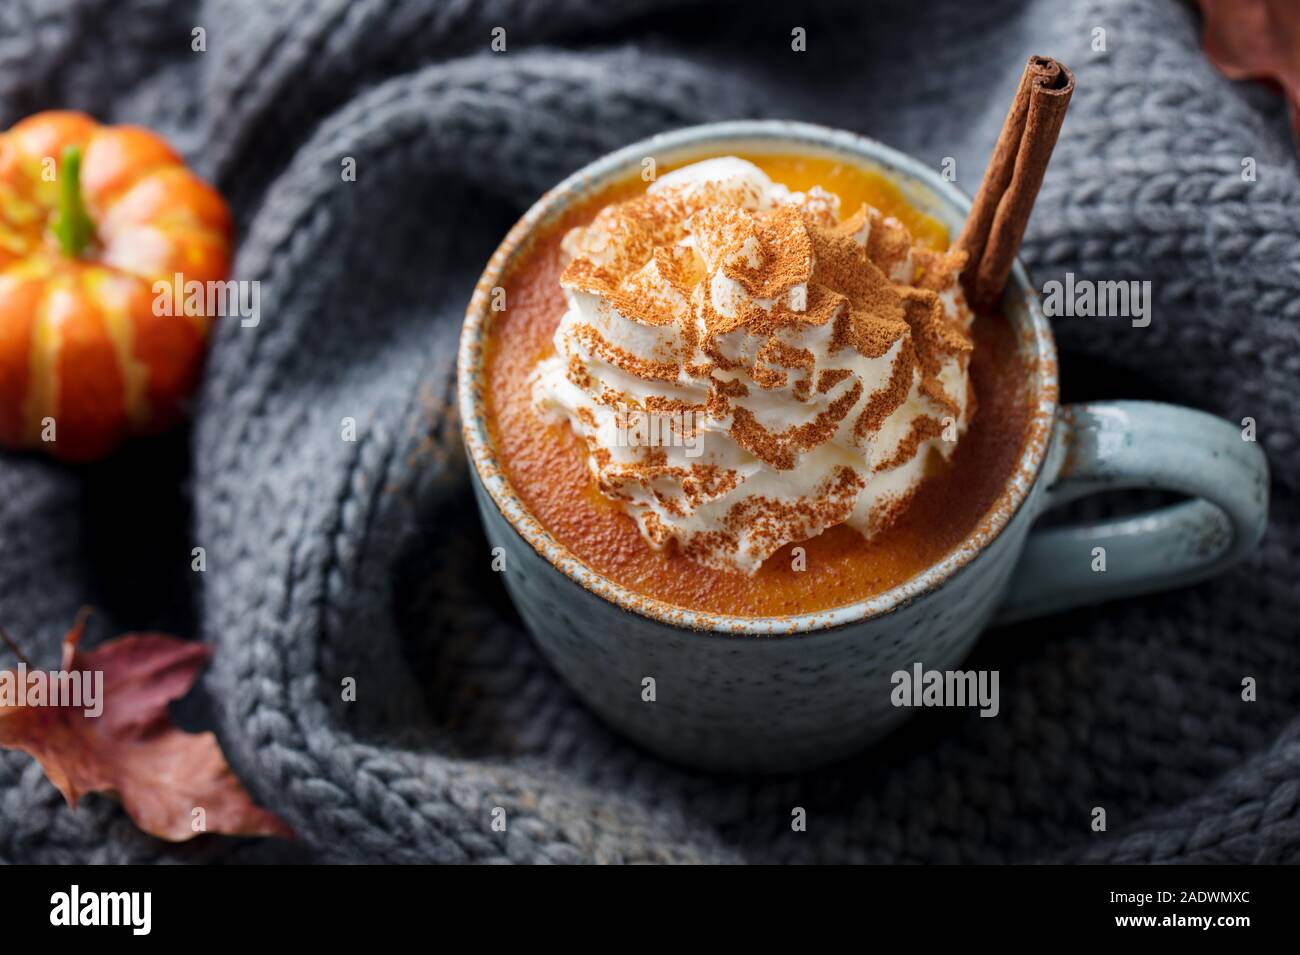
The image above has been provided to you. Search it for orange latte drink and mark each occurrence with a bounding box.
[483,153,1030,617]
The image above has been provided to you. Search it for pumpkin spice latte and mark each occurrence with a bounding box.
[484,152,1033,618]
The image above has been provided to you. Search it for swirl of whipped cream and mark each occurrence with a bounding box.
[531,157,975,574]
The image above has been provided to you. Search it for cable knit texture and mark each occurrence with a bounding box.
[1,0,1298,864]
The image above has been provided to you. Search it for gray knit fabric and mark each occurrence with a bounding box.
[1,0,1298,864]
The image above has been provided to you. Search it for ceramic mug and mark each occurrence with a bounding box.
[457,121,1269,773]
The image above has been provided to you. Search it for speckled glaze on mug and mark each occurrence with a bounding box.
[457,121,1269,773]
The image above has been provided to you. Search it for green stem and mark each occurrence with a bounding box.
[53,144,94,258]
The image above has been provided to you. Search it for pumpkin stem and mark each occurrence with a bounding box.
[53,144,94,258]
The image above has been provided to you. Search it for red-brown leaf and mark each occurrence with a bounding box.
[0,618,291,842]
[1200,0,1300,137]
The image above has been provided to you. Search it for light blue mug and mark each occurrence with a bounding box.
[457,121,1269,773]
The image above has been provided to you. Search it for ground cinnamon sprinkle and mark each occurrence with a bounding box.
[854,339,915,440]
[568,322,680,383]
[485,155,1035,614]
[718,464,865,562]
[535,158,987,573]
[875,414,946,470]
[864,207,914,279]
[717,205,813,299]
[920,375,961,419]
[730,377,864,470]
[912,246,967,293]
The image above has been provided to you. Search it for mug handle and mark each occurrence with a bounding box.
[995,401,1269,624]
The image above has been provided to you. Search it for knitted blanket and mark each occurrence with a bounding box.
[2,0,1298,864]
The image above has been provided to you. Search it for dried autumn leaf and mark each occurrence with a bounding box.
[1199,0,1300,137]
[0,617,291,842]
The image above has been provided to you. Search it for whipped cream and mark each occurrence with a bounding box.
[532,157,975,574]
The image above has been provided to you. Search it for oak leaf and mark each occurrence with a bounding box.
[0,616,291,842]
[1200,0,1300,138]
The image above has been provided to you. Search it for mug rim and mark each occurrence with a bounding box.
[457,119,1059,635]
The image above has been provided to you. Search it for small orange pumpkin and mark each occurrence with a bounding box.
[0,111,231,461]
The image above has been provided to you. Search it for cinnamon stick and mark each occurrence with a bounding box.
[956,55,1075,311]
